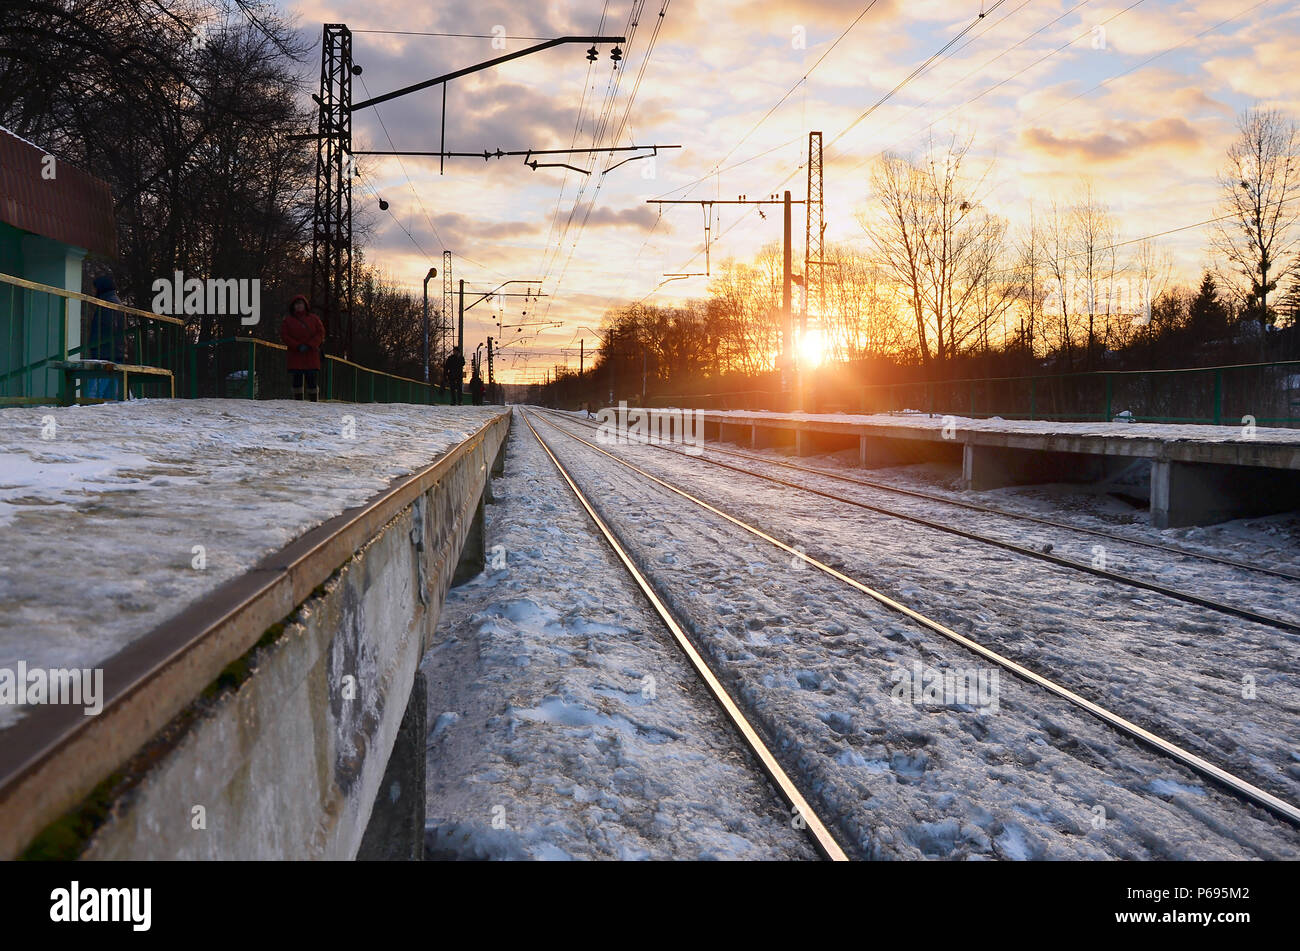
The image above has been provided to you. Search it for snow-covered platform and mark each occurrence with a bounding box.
[0,399,510,858]
[700,410,1300,529]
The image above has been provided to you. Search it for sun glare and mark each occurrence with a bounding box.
[798,328,828,368]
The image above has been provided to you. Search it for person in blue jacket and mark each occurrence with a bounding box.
[86,273,126,399]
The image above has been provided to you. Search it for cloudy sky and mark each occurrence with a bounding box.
[278,0,1300,382]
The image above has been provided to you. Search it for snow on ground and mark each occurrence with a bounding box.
[707,408,1300,446]
[0,399,503,728]
[532,409,1300,859]
[816,450,1300,574]
[686,446,1300,629]
[421,418,815,860]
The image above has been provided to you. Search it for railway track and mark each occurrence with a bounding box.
[524,408,1300,831]
[541,408,1300,636]
[519,410,848,861]
[691,423,1300,583]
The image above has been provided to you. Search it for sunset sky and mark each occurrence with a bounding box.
[278,0,1300,382]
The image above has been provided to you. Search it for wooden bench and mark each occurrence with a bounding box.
[51,359,175,405]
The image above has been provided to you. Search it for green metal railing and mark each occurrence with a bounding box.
[856,362,1300,427]
[0,270,185,402]
[190,337,452,404]
[1,272,452,406]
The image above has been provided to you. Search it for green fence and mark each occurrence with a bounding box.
[1,272,452,406]
[647,362,1300,428]
[0,271,186,402]
[857,363,1300,427]
[189,337,453,404]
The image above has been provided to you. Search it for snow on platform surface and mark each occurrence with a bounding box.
[0,399,503,727]
[704,409,1300,446]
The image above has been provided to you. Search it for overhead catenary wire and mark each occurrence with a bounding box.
[532,0,669,342]
[640,3,1016,302]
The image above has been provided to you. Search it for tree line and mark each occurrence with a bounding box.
[536,108,1300,408]
[1,1,432,381]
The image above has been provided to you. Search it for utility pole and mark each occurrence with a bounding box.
[457,278,464,357]
[646,194,805,405]
[580,339,584,376]
[421,266,437,383]
[783,188,792,384]
[441,251,453,368]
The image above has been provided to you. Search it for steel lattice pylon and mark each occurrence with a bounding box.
[311,24,353,359]
[803,131,824,341]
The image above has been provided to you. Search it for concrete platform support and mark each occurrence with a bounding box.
[1150,460,1300,528]
[357,671,427,860]
[719,422,750,447]
[796,429,859,457]
[452,493,486,586]
[753,425,794,450]
[963,444,1130,491]
[858,435,963,469]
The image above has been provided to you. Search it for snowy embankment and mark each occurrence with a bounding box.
[421,419,815,860]
[0,399,502,728]
[533,410,1300,859]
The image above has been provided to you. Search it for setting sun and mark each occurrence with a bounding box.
[798,327,828,368]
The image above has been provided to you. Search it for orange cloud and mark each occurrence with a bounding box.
[1020,117,1203,161]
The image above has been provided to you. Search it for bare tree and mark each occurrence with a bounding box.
[861,152,934,365]
[861,134,1001,366]
[1070,180,1118,367]
[1042,200,1077,368]
[1013,206,1047,356]
[1210,107,1300,326]
[1124,239,1174,349]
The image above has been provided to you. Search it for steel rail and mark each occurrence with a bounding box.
[686,428,1300,583]
[542,410,1300,635]
[529,409,1300,829]
[520,411,849,860]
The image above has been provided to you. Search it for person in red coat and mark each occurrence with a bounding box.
[279,295,325,400]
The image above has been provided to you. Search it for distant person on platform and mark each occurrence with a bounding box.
[443,346,466,405]
[86,273,126,399]
[279,294,325,401]
[470,366,485,405]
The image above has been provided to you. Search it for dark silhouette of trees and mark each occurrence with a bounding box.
[1187,272,1231,342]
